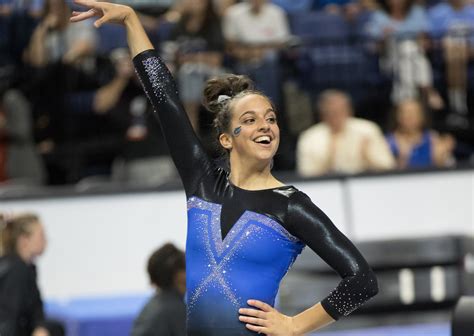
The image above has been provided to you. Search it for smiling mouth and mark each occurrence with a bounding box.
[254,135,272,145]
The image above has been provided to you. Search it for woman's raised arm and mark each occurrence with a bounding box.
[71,0,212,196]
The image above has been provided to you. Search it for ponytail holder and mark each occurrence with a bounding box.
[217,95,231,103]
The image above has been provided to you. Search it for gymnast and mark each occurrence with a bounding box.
[71,2,378,335]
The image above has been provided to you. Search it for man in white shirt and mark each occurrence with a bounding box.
[297,90,396,176]
[223,0,289,103]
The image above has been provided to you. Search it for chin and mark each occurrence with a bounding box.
[254,151,276,164]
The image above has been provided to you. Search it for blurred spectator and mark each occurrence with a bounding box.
[386,99,456,168]
[0,89,45,185]
[428,0,474,128]
[297,89,395,176]
[23,0,97,68]
[223,0,290,105]
[0,213,64,336]
[0,0,42,89]
[169,0,224,132]
[366,0,443,110]
[214,0,238,16]
[0,0,44,18]
[102,49,176,186]
[131,243,186,336]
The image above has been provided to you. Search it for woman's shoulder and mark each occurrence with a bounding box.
[0,254,28,279]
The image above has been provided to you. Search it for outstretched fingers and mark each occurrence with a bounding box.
[70,9,98,22]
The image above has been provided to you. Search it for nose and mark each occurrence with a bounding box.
[258,118,271,131]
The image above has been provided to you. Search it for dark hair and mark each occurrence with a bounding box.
[381,0,415,18]
[179,0,220,36]
[147,243,185,289]
[203,74,272,154]
[0,213,40,256]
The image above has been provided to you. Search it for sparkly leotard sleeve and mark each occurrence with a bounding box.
[133,49,378,336]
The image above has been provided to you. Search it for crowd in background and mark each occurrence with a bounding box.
[0,0,473,187]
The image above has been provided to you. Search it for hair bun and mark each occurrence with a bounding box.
[202,74,255,114]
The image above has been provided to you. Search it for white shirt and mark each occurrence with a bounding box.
[297,117,396,176]
[223,2,290,44]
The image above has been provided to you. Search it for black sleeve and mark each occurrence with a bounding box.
[30,265,45,329]
[207,21,224,52]
[287,192,378,320]
[132,49,213,196]
[0,259,28,334]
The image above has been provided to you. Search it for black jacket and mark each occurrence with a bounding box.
[0,254,44,336]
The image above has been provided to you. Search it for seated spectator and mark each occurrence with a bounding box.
[103,49,176,186]
[0,213,64,336]
[170,0,224,132]
[223,0,290,105]
[23,0,97,68]
[297,89,395,176]
[365,0,443,110]
[386,99,455,168]
[428,0,474,128]
[0,89,45,185]
[131,243,186,336]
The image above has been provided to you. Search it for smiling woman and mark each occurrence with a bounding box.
[202,75,281,177]
[70,1,378,335]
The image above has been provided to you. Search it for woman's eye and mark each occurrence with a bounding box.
[267,117,277,123]
[244,119,255,124]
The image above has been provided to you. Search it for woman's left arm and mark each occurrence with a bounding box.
[289,192,378,333]
[239,191,378,335]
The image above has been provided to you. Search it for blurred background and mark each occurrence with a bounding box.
[0,0,473,335]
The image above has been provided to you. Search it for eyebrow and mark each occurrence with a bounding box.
[239,109,275,119]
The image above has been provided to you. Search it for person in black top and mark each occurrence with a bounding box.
[71,1,378,335]
[131,243,186,336]
[0,213,58,336]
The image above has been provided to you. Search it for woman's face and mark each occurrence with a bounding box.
[21,222,47,260]
[397,101,424,132]
[221,94,280,165]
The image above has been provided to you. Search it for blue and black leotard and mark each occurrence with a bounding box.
[133,49,378,336]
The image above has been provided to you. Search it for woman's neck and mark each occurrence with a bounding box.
[390,9,405,20]
[16,247,32,264]
[228,157,282,190]
[396,128,423,142]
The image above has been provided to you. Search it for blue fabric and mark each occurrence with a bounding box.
[45,294,151,336]
[271,0,313,12]
[316,322,450,335]
[290,12,350,42]
[185,197,304,334]
[366,5,429,40]
[386,131,433,167]
[428,2,474,38]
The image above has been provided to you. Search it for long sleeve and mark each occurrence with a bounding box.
[30,265,45,329]
[133,49,213,196]
[287,192,378,320]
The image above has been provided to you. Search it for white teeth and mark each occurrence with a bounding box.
[255,136,271,143]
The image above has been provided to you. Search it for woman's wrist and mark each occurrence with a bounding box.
[123,5,136,26]
[290,316,301,336]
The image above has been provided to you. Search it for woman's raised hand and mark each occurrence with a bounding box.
[70,0,133,27]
